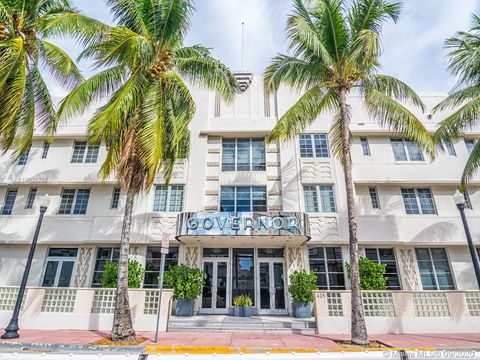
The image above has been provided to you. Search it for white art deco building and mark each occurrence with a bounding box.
[0,73,479,326]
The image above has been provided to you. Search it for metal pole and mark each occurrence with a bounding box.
[154,253,166,343]
[2,206,47,339]
[457,203,480,289]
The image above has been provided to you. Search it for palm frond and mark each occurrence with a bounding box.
[433,85,480,113]
[329,107,352,162]
[363,86,435,157]
[267,86,338,142]
[314,0,348,61]
[348,0,400,37]
[461,140,480,191]
[105,0,149,35]
[153,0,194,48]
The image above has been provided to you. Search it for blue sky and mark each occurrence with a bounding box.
[48,0,480,95]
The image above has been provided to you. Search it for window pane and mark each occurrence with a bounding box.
[365,249,379,261]
[401,189,420,214]
[1,190,17,215]
[57,261,74,287]
[222,139,236,171]
[417,189,436,214]
[42,261,59,287]
[236,139,250,171]
[319,186,336,212]
[465,140,475,154]
[360,137,371,156]
[304,186,318,213]
[59,189,75,214]
[313,134,329,158]
[18,145,31,165]
[391,139,408,161]
[220,187,235,212]
[85,145,100,163]
[252,187,267,211]
[236,187,251,212]
[445,141,456,156]
[369,187,380,209]
[111,188,121,209]
[153,186,168,212]
[168,185,184,212]
[73,189,90,215]
[48,248,78,257]
[405,140,424,161]
[26,188,37,209]
[299,135,313,158]
[42,141,50,159]
[251,139,266,171]
[144,247,179,288]
[71,141,87,163]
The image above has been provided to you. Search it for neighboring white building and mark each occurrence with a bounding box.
[0,73,479,318]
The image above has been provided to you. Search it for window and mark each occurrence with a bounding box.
[42,248,78,287]
[303,185,336,213]
[222,138,266,171]
[401,188,436,215]
[369,187,380,209]
[415,248,455,290]
[465,139,475,154]
[42,141,50,159]
[465,190,473,210]
[17,145,31,165]
[58,189,90,215]
[91,247,120,287]
[153,185,184,212]
[445,141,456,156]
[308,247,345,290]
[110,188,121,209]
[390,138,424,161]
[360,137,371,156]
[220,187,267,212]
[299,134,329,158]
[365,248,401,290]
[144,247,179,288]
[1,190,17,215]
[71,141,99,163]
[25,188,37,209]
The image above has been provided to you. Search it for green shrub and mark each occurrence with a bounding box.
[101,259,145,288]
[233,294,253,307]
[164,265,205,300]
[288,270,318,304]
[345,257,388,290]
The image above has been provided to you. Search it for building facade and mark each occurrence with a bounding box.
[0,74,479,317]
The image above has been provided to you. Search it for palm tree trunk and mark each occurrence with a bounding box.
[111,188,136,342]
[338,87,369,346]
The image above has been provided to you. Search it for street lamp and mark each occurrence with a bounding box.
[1,194,50,339]
[454,190,480,289]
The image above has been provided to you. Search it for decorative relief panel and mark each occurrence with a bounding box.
[266,148,279,153]
[268,190,282,196]
[206,176,219,181]
[399,248,420,291]
[72,247,94,288]
[150,216,177,239]
[207,162,219,167]
[205,190,219,196]
[267,176,281,181]
[286,247,306,277]
[208,149,220,154]
[204,205,218,211]
[171,162,185,180]
[309,216,339,239]
[269,205,283,211]
[267,162,280,167]
[301,162,331,183]
[184,246,201,268]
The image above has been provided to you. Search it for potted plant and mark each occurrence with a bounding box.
[232,294,253,317]
[288,270,317,318]
[164,264,205,316]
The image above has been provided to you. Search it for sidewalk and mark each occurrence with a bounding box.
[1,330,480,353]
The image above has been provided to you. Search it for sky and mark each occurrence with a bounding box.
[48,0,480,95]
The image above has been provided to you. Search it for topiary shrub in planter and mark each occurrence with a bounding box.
[164,265,205,316]
[345,257,387,290]
[101,259,144,288]
[288,270,317,318]
[232,294,253,317]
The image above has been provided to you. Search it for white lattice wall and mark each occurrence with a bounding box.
[41,289,77,313]
[465,292,480,316]
[327,292,343,317]
[413,293,450,317]
[362,292,395,317]
[91,289,116,314]
[144,290,159,315]
[0,287,23,311]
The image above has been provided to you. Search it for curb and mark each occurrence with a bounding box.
[0,342,144,354]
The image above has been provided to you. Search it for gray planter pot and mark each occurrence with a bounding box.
[175,298,193,316]
[293,301,311,318]
[232,306,242,317]
[242,306,253,317]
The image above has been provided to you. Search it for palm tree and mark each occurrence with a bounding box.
[264,0,434,345]
[56,0,238,342]
[0,0,104,157]
[434,15,480,190]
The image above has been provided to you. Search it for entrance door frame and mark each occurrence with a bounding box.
[200,257,230,314]
[256,258,288,315]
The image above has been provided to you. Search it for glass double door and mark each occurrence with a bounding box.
[257,259,287,314]
[201,259,229,314]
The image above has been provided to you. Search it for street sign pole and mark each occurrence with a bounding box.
[154,233,170,343]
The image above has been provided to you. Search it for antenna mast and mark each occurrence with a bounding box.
[241,22,245,71]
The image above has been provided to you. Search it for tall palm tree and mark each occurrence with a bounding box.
[57,0,238,342]
[0,0,104,157]
[434,15,480,189]
[264,0,434,345]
